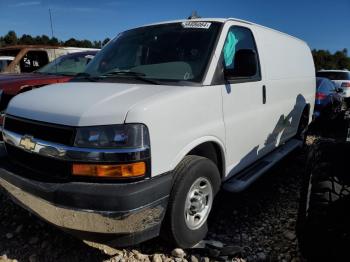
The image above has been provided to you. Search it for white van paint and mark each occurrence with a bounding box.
[126,19,315,178]
[6,18,315,178]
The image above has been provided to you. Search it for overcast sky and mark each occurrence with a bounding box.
[0,0,349,52]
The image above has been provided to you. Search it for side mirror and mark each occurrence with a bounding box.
[224,49,258,79]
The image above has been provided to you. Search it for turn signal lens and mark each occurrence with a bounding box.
[72,162,146,178]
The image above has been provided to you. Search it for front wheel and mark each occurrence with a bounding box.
[161,155,221,248]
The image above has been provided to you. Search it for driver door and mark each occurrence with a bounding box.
[221,25,269,176]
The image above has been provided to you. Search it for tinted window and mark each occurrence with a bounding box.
[20,51,49,73]
[0,60,12,72]
[317,78,335,93]
[85,22,221,83]
[325,80,336,91]
[222,26,260,79]
[316,71,350,80]
[0,50,20,57]
[37,52,96,76]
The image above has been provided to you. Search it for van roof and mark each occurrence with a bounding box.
[143,18,306,45]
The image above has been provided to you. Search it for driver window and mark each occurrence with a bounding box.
[223,26,260,80]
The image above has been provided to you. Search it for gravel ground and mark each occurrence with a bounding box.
[0,138,317,262]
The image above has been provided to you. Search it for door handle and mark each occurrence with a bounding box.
[262,85,266,104]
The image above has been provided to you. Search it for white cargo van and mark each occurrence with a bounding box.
[0,18,315,247]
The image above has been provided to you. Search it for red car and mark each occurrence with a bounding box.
[0,51,98,115]
[0,50,98,135]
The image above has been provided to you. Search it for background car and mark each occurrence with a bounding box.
[0,56,14,72]
[313,77,343,120]
[0,45,99,74]
[316,70,350,101]
[0,50,98,125]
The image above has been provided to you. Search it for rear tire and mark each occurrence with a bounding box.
[297,140,350,261]
[161,155,221,248]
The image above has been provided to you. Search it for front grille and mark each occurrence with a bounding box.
[0,94,14,112]
[5,143,71,180]
[4,116,75,146]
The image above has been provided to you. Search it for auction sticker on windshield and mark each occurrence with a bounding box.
[181,21,211,29]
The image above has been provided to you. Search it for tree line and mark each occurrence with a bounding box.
[0,31,110,49]
[312,48,350,71]
[1,31,349,71]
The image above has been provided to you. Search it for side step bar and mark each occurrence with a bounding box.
[223,139,303,193]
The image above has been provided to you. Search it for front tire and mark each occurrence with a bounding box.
[162,155,221,248]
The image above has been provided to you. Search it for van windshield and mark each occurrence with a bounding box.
[84,22,221,84]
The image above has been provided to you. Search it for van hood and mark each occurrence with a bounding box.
[6,82,178,126]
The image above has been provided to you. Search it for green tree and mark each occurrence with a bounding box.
[93,40,102,48]
[312,49,350,71]
[3,31,18,45]
[0,36,5,47]
[48,37,60,46]
[33,36,43,45]
[64,38,79,47]
[19,34,34,45]
[102,38,110,47]
[40,35,50,45]
[80,40,93,48]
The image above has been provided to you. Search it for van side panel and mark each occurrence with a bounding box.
[253,26,315,151]
[256,28,315,79]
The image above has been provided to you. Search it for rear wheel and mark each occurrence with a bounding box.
[297,140,350,261]
[161,155,221,248]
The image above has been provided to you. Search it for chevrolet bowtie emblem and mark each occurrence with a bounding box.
[19,135,36,151]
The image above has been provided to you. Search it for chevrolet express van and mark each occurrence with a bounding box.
[0,18,315,248]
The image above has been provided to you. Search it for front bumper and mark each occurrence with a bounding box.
[0,150,173,245]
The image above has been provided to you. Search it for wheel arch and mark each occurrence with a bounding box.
[171,137,226,180]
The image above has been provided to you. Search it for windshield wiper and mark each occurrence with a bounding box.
[74,72,101,82]
[75,72,91,77]
[100,70,161,85]
[35,71,69,76]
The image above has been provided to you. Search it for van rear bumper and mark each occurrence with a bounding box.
[0,156,173,246]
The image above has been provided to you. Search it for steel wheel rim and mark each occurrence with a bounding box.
[184,177,213,230]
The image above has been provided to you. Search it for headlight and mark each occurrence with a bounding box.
[74,124,149,148]
[72,124,150,179]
